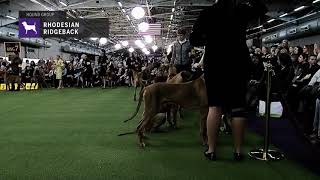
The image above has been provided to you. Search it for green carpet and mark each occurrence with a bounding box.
[0,88,318,180]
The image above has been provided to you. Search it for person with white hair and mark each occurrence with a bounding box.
[53,55,65,89]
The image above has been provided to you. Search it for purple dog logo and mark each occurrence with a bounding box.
[19,18,41,38]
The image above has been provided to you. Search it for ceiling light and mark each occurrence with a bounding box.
[122,9,126,13]
[118,1,122,7]
[131,6,145,19]
[72,9,76,13]
[30,0,53,11]
[5,15,16,20]
[135,40,145,48]
[126,15,130,20]
[294,6,305,12]
[267,19,275,23]
[172,8,175,12]
[90,38,98,41]
[59,1,67,6]
[170,14,173,20]
[121,41,129,47]
[144,35,153,44]
[115,44,121,49]
[144,51,150,55]
[135,40,142,46]
[279,13,288,18]
[142,48,148,52]
[314,0,320,3]
[79,16,84,18]
[152,45,158,52]
[129,47,134,53]
[138,22,149,32]
[99,38,108,45]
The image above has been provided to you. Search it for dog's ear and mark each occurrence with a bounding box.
[180,71,193,82]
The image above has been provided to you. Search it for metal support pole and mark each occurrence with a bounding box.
[249,62,285,161]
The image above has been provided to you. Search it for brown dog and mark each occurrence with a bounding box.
[132,69,145,101]
[125,75,208,147]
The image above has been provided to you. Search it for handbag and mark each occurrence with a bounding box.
[258,100,283,118]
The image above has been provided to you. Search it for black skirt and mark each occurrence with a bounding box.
[203,64,247,110]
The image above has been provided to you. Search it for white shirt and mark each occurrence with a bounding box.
[309,69,320,86]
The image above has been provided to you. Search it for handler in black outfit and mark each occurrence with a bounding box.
[190,0,267,161]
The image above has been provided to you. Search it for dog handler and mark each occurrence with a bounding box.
[190,0,267,161]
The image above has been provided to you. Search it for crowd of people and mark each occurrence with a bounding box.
[0,52,175,89]
[247,39,320,145]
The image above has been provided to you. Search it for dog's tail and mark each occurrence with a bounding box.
[118,131,136,136]
[124,87,145,123]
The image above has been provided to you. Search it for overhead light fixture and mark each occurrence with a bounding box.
[99,38,108,45]
[131,6,145,19]
[126,15,130,20]
[172,8,175,12]
[294,6,305,12]
[121,41,129,47]
[59,1,67,6]
[267,19,275,23]
[135,40,142,46]
[90,38,98,41]
[144,35,153,44]
[30,0,52,11]
[115,44,121,49]
[118,1,122,7]
[72,9,76,13]
[279,13,288,18]
[5,15,16,20]
[122,9,126,13]
[314,0,320,3]
[144,50,150,55]
[135,40,145,48]
[152,45,158,52]
[138,22,149,32]
[129,47,134,53]
[170,15,173,20]
[79,16,84,19]
[142,47,148,52]
[257,25,263,28]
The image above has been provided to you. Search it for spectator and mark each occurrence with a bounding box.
[303,45,310,56]
[54,55,65,89]
[281,39,289,51]
[171,28,193,73]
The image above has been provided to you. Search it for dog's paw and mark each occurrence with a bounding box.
[140,142,146,148]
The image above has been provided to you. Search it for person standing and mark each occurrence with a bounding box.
[9,51,22,91]
[54,55,65,89]
[171,28,193,73]
[190,0,267,161]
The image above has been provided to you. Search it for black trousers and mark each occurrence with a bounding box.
[175,64,190,73]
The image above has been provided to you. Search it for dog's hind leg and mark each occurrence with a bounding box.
[172,105,178,129]
[134,85,138,101]
[137,121,147,148]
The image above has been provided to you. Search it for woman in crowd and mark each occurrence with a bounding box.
[54,55,65,89]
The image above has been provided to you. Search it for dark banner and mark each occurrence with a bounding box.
[18,11,109,38]
[4,42,21,58]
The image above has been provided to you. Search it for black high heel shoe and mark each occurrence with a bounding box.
[234,152,244,161]
[204,151,217,161]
